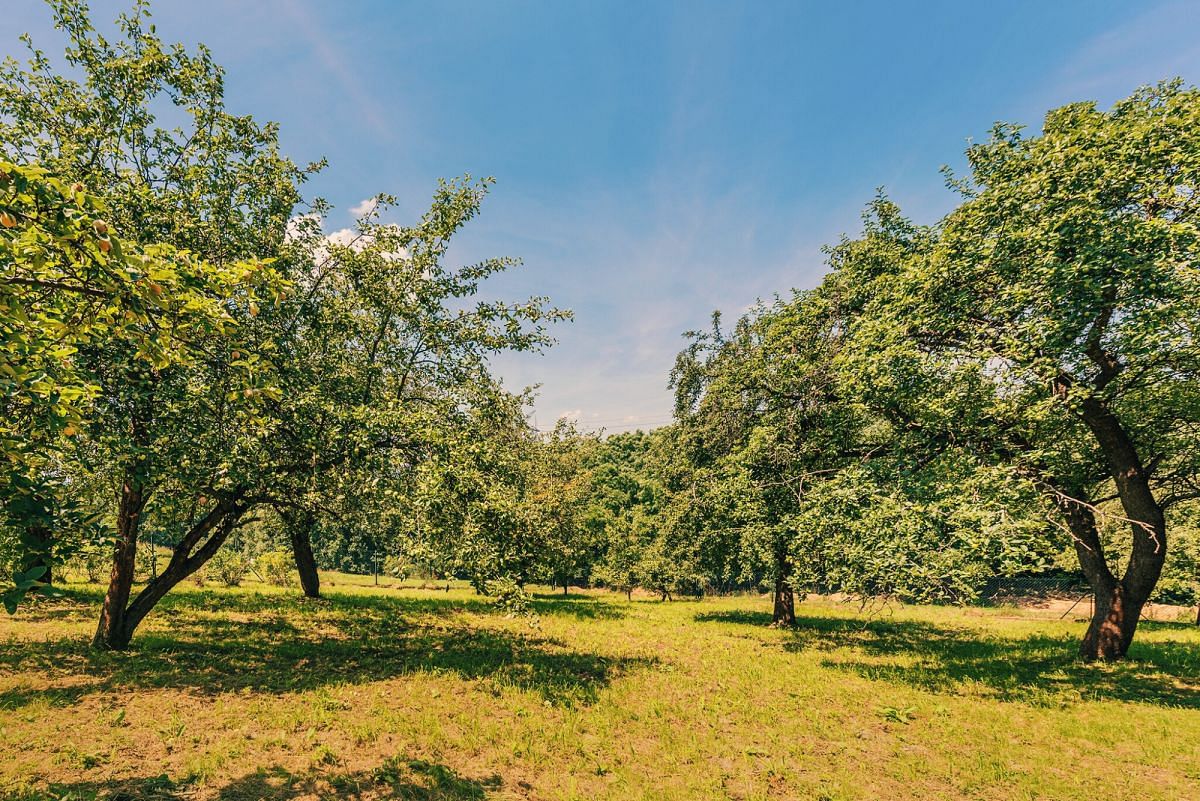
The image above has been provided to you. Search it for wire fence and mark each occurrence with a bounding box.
[980,573,1090,600]
[979,573,1093,619]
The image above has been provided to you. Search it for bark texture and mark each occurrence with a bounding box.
[772,578,796,626]
[1074,398,1165,661]
[92,471,146,650]
[1041,392,1167,661]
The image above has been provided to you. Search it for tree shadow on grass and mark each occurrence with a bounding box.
[695,609,1200,708]
[17,758,500,800]
[0,589,653,710]
[0,684,88,712]
[529,593,626,620]
[221,759,501,800]
[694,610,774,627]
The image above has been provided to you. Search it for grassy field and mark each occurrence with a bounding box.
[1,575,1198,801]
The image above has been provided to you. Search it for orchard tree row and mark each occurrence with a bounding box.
[3,2,1199,663]
[417,78,1200,663]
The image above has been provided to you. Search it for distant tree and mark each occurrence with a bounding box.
[407,389,547,604]
[670,294,881,624]
[589,432,661,600]
[523,422,604,594]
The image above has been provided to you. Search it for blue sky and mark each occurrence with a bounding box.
[4,1,1199,432]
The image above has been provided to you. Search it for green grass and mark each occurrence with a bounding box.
[1,576,1198,800]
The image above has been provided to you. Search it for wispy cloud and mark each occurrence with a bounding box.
[482,162,849,434]
[1036,1,1200,109]
[277,0,390,138]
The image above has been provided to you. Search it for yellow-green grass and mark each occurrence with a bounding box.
[1,575,1198,801]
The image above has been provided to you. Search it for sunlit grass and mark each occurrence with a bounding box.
[1,575,1198,800]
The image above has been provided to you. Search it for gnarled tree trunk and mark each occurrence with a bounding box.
[1057,486,1160,662]
[1048,395,1167,662]
[1076,398,1166,661]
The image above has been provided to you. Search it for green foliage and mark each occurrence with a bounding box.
[0,0,300,619]
[2,0,1197,667]
[0,0,567,640]
[525,83,1200,636]
[827,82,1200,655]
[208,548,250,587]
[255,550,294,588]
[0,158,274,606]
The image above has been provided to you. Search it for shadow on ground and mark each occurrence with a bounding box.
[0,589,650,711]
[529,592,627,620]
[694,609,1200,708]
[15,757,500,800]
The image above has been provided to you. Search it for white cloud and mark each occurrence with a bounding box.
[351,197,379,217]
[1036,2,1200,111]
[325,227,360,247]
[481,165,842,435]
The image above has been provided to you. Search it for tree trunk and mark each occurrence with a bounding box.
[773,577,796,626]
[562,580,568,596]
[1081,583,1149,660]
[287,515,321,599]
[92,472,146,650]
[1194,603,1199,627]
[771,545,796,626]
[1055,485,1146,661]
[93,491,243,650]
[1073,398,1167,661]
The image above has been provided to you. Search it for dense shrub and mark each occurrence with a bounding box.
[256,551,295,587]
[209,550,251,587]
